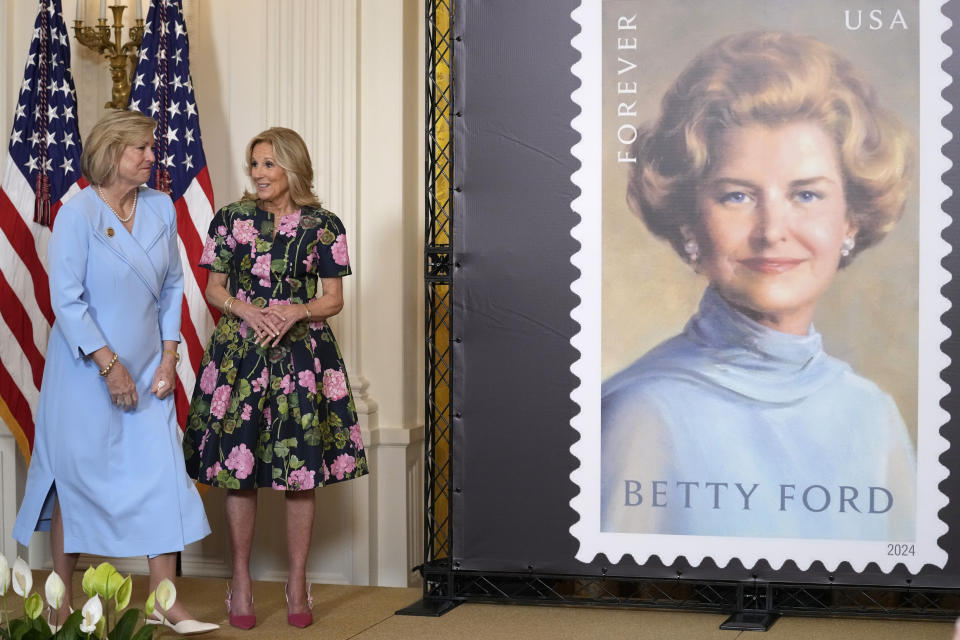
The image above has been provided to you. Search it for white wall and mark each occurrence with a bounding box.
[0,0,424,588]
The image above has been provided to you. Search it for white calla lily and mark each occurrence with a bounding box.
[0,553,9,596]
[80,595,103,634]
[44,571,66,609]
[11,557,32,597]
[155,578,176,611]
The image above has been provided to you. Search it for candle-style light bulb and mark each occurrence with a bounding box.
[99,0,105,19]
[135,0,142,20]
[76,0,85,21]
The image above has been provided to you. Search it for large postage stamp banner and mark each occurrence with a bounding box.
[569,0,951,572]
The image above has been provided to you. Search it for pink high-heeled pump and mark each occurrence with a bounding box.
[225,585,256,630]
[284,582,314,628]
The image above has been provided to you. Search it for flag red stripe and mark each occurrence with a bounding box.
[179,295,204,380]
[0,270,46,389]
[180,169,219,321]
[173,193,203,266]
[195,166,214,210]
[172,194,215,315]
[0,188,54,325]
[0,356,36,460]
[193,169,219,319]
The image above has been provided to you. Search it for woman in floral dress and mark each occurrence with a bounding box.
[182,127,366,629]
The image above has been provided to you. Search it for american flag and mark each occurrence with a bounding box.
[0,0,84,461]
[128,0,217,425]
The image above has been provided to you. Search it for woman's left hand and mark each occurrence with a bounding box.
[259,304,309,347]
[150,358,177,399]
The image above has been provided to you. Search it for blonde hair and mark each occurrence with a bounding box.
[628,30,913,266]
[80,110,156,186]
[241,127,322,209]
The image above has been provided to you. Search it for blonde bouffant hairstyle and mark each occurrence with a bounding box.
[80,110,156,186]
[628,30,913,267]
[242,127,322,209]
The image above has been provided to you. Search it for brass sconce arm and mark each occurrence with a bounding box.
[72,5,143,109]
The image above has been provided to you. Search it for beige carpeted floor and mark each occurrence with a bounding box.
[5,572,955,639]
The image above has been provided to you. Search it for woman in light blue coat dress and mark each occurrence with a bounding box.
[601,32,916,541]
[13,110,216,634]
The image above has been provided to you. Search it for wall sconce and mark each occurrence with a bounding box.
[73,1,144,109]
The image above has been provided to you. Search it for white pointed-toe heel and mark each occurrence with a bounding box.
[146,611,220,636]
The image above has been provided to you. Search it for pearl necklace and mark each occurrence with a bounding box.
[97,185,137,223]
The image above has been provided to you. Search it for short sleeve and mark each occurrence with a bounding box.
[315,213,352,278]
[199,206,234,274]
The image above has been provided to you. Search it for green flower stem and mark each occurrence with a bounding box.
[100,575,109,640]
[101,587,108,639]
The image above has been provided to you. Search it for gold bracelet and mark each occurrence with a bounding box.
[99,352,118,377]
[224,296,236,316]
[163,349,180,362]
[303,304,311,320]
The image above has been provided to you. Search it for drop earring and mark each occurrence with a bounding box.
[840,236,855,258]
[683,237,700,263]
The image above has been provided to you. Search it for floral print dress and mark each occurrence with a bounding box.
[182,200,367,490]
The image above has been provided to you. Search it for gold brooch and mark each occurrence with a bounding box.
[106,227,115,237]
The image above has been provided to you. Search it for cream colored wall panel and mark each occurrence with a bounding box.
[407,433,424,586]
[0,433,17,563]
[365,425,424,586]
[1,2,18,145]
[358,0,406,431]
[404,0,425,428]
[190,0,267,210]
[71,0,114,137]
[355,0,426,436]
[260,0,360,372]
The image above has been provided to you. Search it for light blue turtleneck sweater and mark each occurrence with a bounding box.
[601,287,916,540]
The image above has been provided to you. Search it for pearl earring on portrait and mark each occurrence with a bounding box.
[840,236,856,258]
[679,225,700,264]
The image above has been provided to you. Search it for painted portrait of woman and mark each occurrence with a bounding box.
[599,30,917,540]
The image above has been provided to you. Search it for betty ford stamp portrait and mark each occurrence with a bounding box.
[569,0,950,573]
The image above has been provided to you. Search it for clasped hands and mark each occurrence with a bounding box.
[236,302,310,347]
